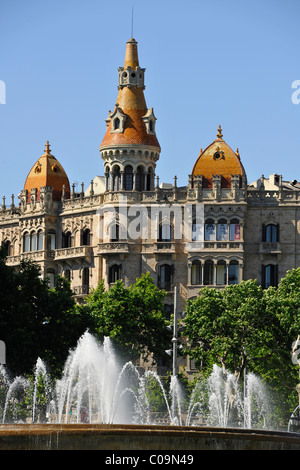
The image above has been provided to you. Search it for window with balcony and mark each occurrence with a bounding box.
[110,223,120,242]
[203,260,214,285]
[82,267,89,294]
[136,166,145,191]
[191,260,202,285]
[216,260,226,285]
[263,224,279,243]
[47,230,56,250]
[228,260,239,284]
[204,219,215,241]
[62,231,72,248]
[217,219,228,241]
[37,231,43,250]
[124,165,133,191]
[23,233,30,252]
[82,228,90,246]
[112,165,121,191]
[1,240,11,256]
[229,219,240,241]
[158,222,172,242]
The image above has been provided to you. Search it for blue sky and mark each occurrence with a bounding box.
[1,0,300,200]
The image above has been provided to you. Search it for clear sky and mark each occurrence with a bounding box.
[1,0,300,201]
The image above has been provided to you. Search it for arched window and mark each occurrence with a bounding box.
[23,232,30,252]
[110,222,120,242]
[46,269,55,289]
[204,260,214,285]
[82,267,89,294]
[124,165,133,191]
[159,264,173,291]
[37,231,43,251]
[114,117,120,130]
[217,219,228,241]
[62,231,71,248]
[146,167,153,191]
[109,264,122,284]
[82,229,90,246]
[204,219,215,241]
[229,218,240,241]
[47,230,56,250]
[262,264,278,289]
[31,232,37,251]
[228,260,239,285]
[1,240,11,256]
[191,260,202,285]
[112,165,121,191]
[64,269,71,282]
[136,166,144,191]
[264,224,279,243]
[216,260,226,285]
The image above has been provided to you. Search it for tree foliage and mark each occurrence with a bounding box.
[0,249,87,376]
[77,272,171,363]
[183,271,300,418]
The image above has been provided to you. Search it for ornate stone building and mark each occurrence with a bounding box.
[1,37,300,319]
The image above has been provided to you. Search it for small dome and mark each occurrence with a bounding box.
[192,125,246,188]
[24,141,70,202]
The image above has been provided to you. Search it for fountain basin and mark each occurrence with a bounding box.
[0,423,299,450]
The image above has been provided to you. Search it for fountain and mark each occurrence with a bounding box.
[0,331,299,450]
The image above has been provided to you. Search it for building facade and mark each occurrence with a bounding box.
[1,38,300,319]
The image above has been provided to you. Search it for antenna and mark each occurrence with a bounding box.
[131,6,134,38]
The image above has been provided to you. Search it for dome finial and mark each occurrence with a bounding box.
[216,125,223,139]
[45,140,51,155]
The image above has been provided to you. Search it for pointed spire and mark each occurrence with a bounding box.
[216,125,223,139]
[124,38,139,69]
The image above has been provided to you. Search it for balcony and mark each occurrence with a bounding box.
[97,242,129,256]
[73,285,90,296]
[6,250,55,266]
[154,242,175,256]
[259,242,281,260]
[55,246,92,261]
[187,241,243,252]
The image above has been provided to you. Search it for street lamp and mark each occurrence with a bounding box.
[164,286,182,377]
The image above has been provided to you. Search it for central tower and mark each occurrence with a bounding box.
[100,38,161,192]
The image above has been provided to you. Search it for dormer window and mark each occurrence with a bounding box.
[142,108,156,135]
[109,104,127,134]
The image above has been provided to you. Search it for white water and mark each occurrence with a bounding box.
[0,332,271,428]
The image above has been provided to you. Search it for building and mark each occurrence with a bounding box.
[1,37,300,319]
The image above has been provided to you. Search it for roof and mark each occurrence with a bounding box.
[192,126,246,188]
[100,38,160,151]
[24,141,70,202]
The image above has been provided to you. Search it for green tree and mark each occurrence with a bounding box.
[0,249,87,376]
[78,273,171,363]
[183,280,279,382]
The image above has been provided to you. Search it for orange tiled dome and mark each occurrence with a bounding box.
[100,38,160,151]
[192,126,246,188]
[24,141,70,202]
